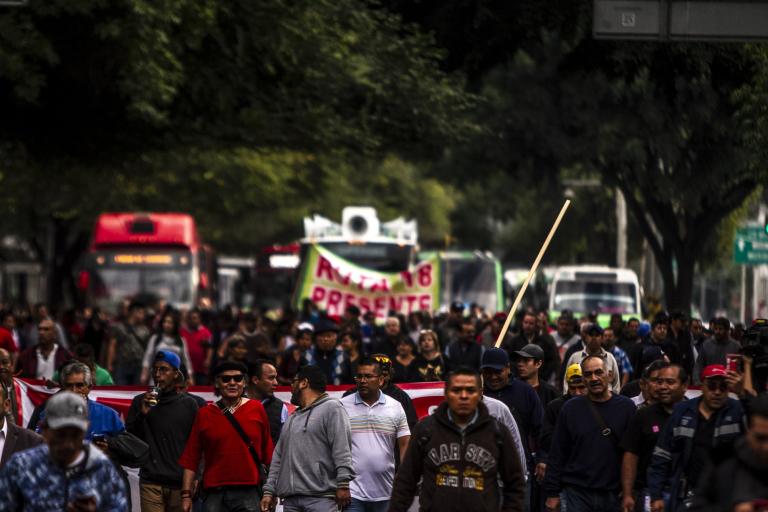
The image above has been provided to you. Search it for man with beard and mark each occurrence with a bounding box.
[691,393,768,509]
[543,356,636,512]
[692,317,741,385]
[180,361,273,512]
[261,365,354,512]
[620,363,688,512]
[340,357,410,512]
[648,365,745,512]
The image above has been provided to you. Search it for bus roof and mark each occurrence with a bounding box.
[553,265,639,282]
[91,213,199,249]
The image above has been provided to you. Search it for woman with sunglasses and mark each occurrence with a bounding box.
[179,361,273,512]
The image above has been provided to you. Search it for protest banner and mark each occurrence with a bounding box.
[15,378,447,427]
[293,244,440,320]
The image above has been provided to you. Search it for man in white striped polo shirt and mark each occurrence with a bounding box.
[340,357,411,512]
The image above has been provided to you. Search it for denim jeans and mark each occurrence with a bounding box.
[281,496,338,512]
[562,486,619,512]
[346,498,390,512]
[203,487,261,512]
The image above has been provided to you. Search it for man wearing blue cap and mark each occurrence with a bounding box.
[127,349,201,512]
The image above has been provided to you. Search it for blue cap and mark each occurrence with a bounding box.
[154,349,181,370]
[481,348,509,370]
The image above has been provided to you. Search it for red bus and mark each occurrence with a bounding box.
[80,213,216,312]
[252,243,301,310]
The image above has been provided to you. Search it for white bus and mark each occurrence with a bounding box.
[548,265,642,326]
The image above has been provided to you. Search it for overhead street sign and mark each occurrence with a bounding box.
[594,1,768,41]
[734,227,768,265]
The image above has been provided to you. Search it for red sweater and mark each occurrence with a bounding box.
[179,399,273,489]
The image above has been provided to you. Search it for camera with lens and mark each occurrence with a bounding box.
[741,318,768,392]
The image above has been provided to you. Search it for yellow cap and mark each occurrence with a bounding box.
[565,363,583,382]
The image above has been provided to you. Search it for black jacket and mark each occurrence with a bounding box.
[691,437,768,511]
[389,401,525,512]
[126,390,200,487]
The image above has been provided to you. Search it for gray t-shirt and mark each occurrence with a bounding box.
[111,322,149,366]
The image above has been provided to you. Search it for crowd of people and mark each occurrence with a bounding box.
[0,298,766,511]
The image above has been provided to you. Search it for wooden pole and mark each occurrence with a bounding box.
[495,200,571,348]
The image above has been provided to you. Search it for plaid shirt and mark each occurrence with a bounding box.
[610,346,633,378]
[0,443,127,511]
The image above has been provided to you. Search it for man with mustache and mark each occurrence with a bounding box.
[543,356,636,512]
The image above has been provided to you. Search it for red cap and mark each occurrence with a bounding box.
[701,364,727,379]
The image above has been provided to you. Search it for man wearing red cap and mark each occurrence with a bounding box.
[647,364,745,512]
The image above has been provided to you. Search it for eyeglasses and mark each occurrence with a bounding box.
[218,374,245,384]
[373,355,391,365]
[354,373,380,381]
[582,369,605,378]
[705,379,728,392]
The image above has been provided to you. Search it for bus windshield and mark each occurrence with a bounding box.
[553,281,638,314]
[89,250,193,308]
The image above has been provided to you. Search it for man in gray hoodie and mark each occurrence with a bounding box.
[260,365,354,512]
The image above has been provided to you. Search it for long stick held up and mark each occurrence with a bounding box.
[494,200,571,348]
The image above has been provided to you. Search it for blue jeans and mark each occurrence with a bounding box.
[346,498,390,512]
[203,487,261,512]
[562,486,619,512]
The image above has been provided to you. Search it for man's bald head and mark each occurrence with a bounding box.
[0,347,12,385]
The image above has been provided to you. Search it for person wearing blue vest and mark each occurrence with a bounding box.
[647,364,746,512]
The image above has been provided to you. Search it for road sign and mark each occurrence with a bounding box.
[594,1,768,41]
[734,227,768,264]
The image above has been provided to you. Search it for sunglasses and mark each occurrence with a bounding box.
[218,374,245,384]
[705,379,728,392]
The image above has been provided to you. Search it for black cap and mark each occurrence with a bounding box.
[212,361,248,377]
[481,348,509,370]
[514,343,545,360]
[586,324,604,336]
[314,317,339,335]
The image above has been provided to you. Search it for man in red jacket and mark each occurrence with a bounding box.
[179,361,273,512]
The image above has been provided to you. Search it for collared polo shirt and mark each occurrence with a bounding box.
[340,391,410,501]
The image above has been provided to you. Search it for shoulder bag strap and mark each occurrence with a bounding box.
[216,400,267,482]
[584,398,620,448]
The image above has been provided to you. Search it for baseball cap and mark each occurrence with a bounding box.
[514,344,545,360]
[154,349,181,370]
[565,363,583,383]
[702,364,727,379]
[45,391,89,432]
[481,348,509,370]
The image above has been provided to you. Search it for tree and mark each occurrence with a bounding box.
[0,0,474,306]
[383,0,768,312]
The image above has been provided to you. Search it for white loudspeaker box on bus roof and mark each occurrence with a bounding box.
[341,206,380,240]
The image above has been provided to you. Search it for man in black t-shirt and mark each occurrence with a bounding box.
[620,363,688,512]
